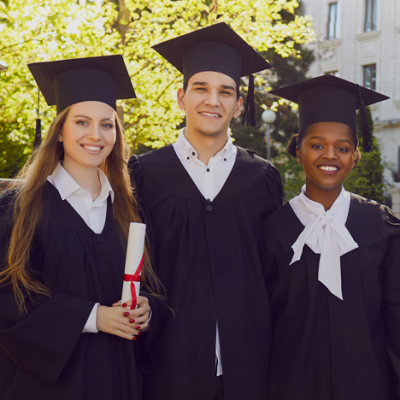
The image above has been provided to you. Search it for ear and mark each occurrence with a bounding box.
[233,96,243,119]
[296,146,302,165]
[177,88,186,111]
[58,132,63,142]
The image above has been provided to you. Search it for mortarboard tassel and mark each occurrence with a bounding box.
[33,88,42,148]
[241,74,256,127]
[358,85,372,153]
[33,118,42,148]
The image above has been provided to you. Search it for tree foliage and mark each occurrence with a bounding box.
[0,0,314,177]
[344,107,385,203]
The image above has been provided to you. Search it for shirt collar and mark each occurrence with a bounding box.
[50,162,114,203]
[295,184,350,224]
[175,128,237,164]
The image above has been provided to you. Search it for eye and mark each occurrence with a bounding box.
[311,144,323,149]
[221,90,232,95]
[195,87,206,92]
[102,122,114,129]
[338,147,349,153]
[76,120,88,126]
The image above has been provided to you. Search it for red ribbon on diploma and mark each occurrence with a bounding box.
[123,252,144,309]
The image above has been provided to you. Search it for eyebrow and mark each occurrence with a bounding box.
[192,81,235,91]
[308,135,352,144]
[221,84,236,91]
[73,115,114,122]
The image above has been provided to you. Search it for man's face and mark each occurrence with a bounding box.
[177,71,243,138]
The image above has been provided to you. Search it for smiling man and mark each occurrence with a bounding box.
[129,23,283,400]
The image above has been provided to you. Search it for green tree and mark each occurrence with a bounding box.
[344,107,385,203]
[0,0,120,177]
[0,0,315,178]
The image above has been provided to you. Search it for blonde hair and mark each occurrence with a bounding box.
[0,106,163,313]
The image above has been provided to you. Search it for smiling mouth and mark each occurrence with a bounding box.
[81,144,103,154]
[199,112,221,119]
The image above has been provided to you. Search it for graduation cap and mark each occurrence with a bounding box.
[152,22,271,127]
[269,74,389,152]
[28,55,135,147]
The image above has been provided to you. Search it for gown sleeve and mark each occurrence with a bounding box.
[0,194,95,386]
[380,206,400,396]
[259,212,281,301]
[258,162,284,299]
[128,155,170,373]
[265,162,284,212]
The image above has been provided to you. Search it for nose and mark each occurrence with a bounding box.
[87,122,102,141]
[322,145,338,160]
[204,89,220,107]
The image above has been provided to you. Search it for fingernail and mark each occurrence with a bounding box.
[135,325,141,330]
[138,332,141,336]
[132,336,137,341]
[123,312,130,316]
[122,303,127,308]
[129,319,135,323]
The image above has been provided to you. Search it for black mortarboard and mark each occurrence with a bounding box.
[28,55,135,148]
[152,23,271,127]
[270,74,389,152]
[28,55,135,114]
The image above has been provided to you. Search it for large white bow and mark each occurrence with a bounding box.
[290,188,358,300]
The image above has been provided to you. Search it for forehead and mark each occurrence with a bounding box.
[306,122,355,140]
[69,101,116,118]
[187,71,236,88]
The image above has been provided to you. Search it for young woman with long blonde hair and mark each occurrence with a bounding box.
[0,55,165,400]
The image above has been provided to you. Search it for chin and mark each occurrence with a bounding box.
[315,182,344,191]
[197,126,227,138]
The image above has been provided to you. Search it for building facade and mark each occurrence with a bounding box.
[299,0,400,210]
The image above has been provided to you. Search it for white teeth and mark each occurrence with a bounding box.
[84,145,101,151]
[320,166,338,171]
[201,112,219,118]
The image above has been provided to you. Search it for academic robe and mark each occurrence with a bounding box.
[0,182,163,400]
[129,145,283,400]
[260,194,400,400]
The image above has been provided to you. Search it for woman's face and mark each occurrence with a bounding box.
[59,101,117,172]
[296,122,357,193]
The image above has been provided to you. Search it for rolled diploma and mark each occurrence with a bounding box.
[121,222,146,309]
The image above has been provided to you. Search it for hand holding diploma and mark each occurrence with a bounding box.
[97,223,150,340]
[97,299,149,340]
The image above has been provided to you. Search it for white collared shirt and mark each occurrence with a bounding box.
[47,162,114,333]
[289,185,358,299]
[47,162,114,234]
[173,128,237,201]
[173,128,237,376]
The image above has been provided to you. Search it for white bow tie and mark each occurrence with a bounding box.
[290,187,358,300]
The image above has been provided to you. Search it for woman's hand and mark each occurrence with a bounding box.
[96,305,140,340]
[112,296,151,331]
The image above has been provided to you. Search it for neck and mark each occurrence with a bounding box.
[304,181,342,211]
[62,160,101,201]
[184,127,228,165]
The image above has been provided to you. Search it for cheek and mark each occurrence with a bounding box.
[342,153,356,168]
[105,131,117,149]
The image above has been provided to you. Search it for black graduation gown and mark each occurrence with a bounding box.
[0,183,145,400]
[129,145,283,400]
[260,194,400,400]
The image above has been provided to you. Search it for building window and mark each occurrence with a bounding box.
[325,71,340,77]
[365,0,377,32]
[328,2,339,39]
[363,64,376,90]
